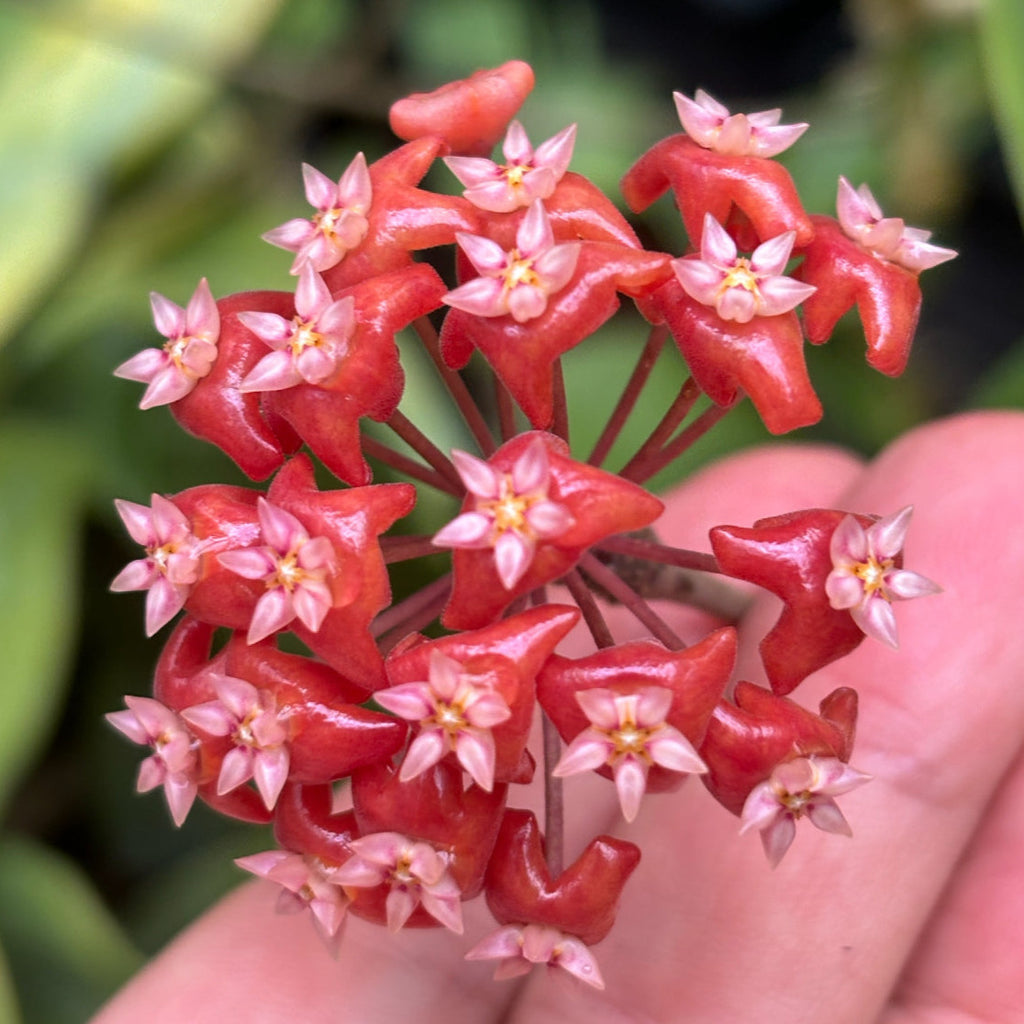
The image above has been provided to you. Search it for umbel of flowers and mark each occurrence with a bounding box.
[108,62,949,990]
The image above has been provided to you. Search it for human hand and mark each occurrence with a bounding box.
[91,409,1024,1024]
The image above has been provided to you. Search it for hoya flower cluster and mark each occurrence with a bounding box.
[108,62,948,990]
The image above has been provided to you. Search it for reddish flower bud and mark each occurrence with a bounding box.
[483,809,640,946]
[389,61,536,157]
[621,134,814,252]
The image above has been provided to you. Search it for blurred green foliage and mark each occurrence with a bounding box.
[0,0,1020,1020]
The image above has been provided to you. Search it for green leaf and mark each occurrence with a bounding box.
[0,942,22,1024]
[980,0,1024,224]
[0,0,285,349]
[0,836,142,1024]
[0,423,93,816]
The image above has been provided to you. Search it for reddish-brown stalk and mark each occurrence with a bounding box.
[385,409,464,490]
[587,324,668,467]
[413,315,498,455]
[578,551,686,650]
[380,534,442,564]
[363,435,462,495]
[371,573,452,649]
[624,400,735,485]
[618,375,702,480]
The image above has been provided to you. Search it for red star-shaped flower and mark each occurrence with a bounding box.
[482,808,640,947]
[538,627,736,820]
[262,454,416,691]
[710,509,868,694]
[434,432,664,629]
[349,759,508,923]
[149,617,407,814]
[798,214,943,378]
[388,60,536,157]
[647,213,822,434]
[116,285,302,480]
[381,604,579,789]
[314,138,481,291]
[439,207,670,428]
[621,133,814,254]
[246,263,446,485]
[711,506,938,693]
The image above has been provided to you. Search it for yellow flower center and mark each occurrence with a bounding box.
[478,476,541,537]
[269,552,304,591]
[431,700,469,736]
[504,164,529,188]
[779,788,812,816]
[163,334,204,374]
[853,555,894,599]
[502,251,540,291]
[314,206,345,238]
[718,258,760,296]
[290,319,323,356]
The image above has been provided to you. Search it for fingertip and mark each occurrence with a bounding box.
[658,441,864,550]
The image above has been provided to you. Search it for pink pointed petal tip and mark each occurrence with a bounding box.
[399,729,448,782]
[613,757,648,823]
[493,530,533,589]
[455,730,497,791]
[552,732,612,778]
[761,815,797,868]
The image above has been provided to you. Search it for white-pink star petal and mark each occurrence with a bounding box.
[332,832,463,934]
[433,438,575,591]
[217,498,335,644]
[110,495,203,636]
[553,686,706,823]
[106,696,199,826]
[673,213,816,324]
[238,266,356,393]
[739,755,872,868]
[115,279,220,409]
[445,120,577,212]
[262,154,372,274]
[236,850,350,949]
[674,88,808,157]
[465,923,605,990]
[835,177,957,272]
[376,650,510,791]
[444,200,581,323]
[825,505,941,649]
[181,674,290,810]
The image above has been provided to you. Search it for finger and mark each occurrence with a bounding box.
[90,879,515,1024]
[879,743,1024,1023]
[507,410,1024,1023]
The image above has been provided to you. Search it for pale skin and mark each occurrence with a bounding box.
[92,410,1024,1024]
